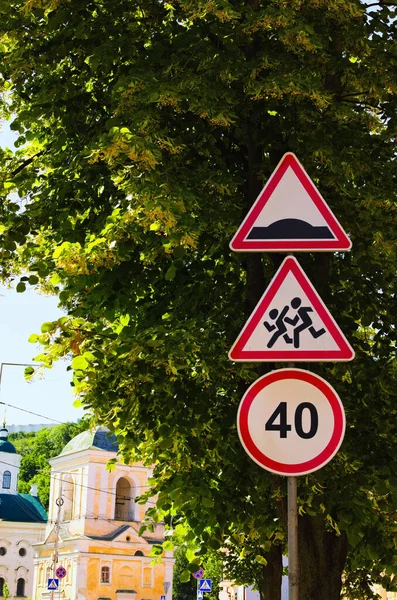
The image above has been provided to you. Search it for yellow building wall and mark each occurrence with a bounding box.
[85,552,167,600]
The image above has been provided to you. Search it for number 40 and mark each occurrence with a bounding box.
[265,402,318,439]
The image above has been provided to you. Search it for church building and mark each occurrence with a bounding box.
[0,424,48,599]
[32,426,174,600]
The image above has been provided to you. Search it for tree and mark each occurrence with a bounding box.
[172,545,222,600]
[0,0,396,598]
[10,421,87,508]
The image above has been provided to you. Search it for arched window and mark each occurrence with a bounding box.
[2,471,11,489]
[134,551,144,556]
[16,578,25,597]
[0,578,5,596]
[114,478,135,521]
[100,566,110,584]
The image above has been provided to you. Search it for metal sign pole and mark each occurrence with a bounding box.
[288,476,298,600]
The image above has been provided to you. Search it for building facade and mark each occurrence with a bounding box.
[32,427,174,600]
[0,425,48,599]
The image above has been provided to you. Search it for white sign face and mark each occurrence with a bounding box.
[229,256,355,362]
[237,369,345,476]
[230,153,352,252]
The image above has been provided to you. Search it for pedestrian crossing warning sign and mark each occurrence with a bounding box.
[47,579,59,590]
[230,153,352,252]
[229,256,354,362]
[198,580,212,592]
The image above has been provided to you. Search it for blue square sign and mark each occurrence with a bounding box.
[198,580,212,592]
[47,579,59,590]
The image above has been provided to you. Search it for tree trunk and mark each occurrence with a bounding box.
[259,543,283,600]
[298,514,348,600]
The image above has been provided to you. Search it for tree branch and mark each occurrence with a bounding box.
[11,151,45,176]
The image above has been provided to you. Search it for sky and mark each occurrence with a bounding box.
[0,120,84,427]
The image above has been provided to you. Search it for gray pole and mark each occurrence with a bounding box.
[51,480,63,600]
[288,476,299,600]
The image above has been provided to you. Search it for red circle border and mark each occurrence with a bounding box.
[237,369,345,476]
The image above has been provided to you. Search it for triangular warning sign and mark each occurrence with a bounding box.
[229,256,354,362]
[230,153,352,252]
[200,581,211,591]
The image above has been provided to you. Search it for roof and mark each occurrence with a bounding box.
[0,428,17,454]
[59,426,119,456]
[0,493,47,523]
[87,524,130,541]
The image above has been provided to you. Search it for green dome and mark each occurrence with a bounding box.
[60,426,119,456]
[0,427,17,454]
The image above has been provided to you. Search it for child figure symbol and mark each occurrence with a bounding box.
[263,297,326,349]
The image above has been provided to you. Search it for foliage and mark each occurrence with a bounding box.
[0,0,396,598]
[173,543,223,600]
[10,421,87,508]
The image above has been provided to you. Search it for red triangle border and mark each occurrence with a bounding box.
[229,256,355,362]
[230,153,352,252]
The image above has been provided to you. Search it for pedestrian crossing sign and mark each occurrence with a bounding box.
[229,256,354,362]
[198,580,212,592]
[47,579,59,590]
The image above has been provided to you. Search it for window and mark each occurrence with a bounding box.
[0,548,6,556]
[100,566,110,584]
[114,478,135,521]
[16,578,25,597]
[18,548,27,557]
[0,578,5,596]
[134,551,144,556]
[2,471,11,490]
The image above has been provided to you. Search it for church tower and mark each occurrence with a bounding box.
[33,426,174,600]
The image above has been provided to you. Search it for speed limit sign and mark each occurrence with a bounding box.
[237,369,345,476]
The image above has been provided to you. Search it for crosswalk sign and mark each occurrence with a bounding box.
[198,580,212,592]
[197,592,204,599]
[47,579,59,590]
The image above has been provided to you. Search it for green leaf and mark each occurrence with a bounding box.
[163,541,174,551]
[71,356,89,370]
[24,366,35,376]
[202,497,214,508]
[180,570,191,583]
[255,555,268,566]
[28,334,39,343]
[28,275,39,285]
[41,321,55,333]
[165,265,177,280]
[16,282,26,293]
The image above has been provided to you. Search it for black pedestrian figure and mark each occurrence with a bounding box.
[284,297,326,348]
[264,307,293,348]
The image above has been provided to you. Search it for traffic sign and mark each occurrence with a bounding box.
[230,153,352,252]
[161,596,166,600]
[237,369,345,476]
[192,567,205,580]
[228,256,354,362]
[55,566,67,579]
[47,579,59,591]
[197,592,204,599]
[198,580,212,592]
